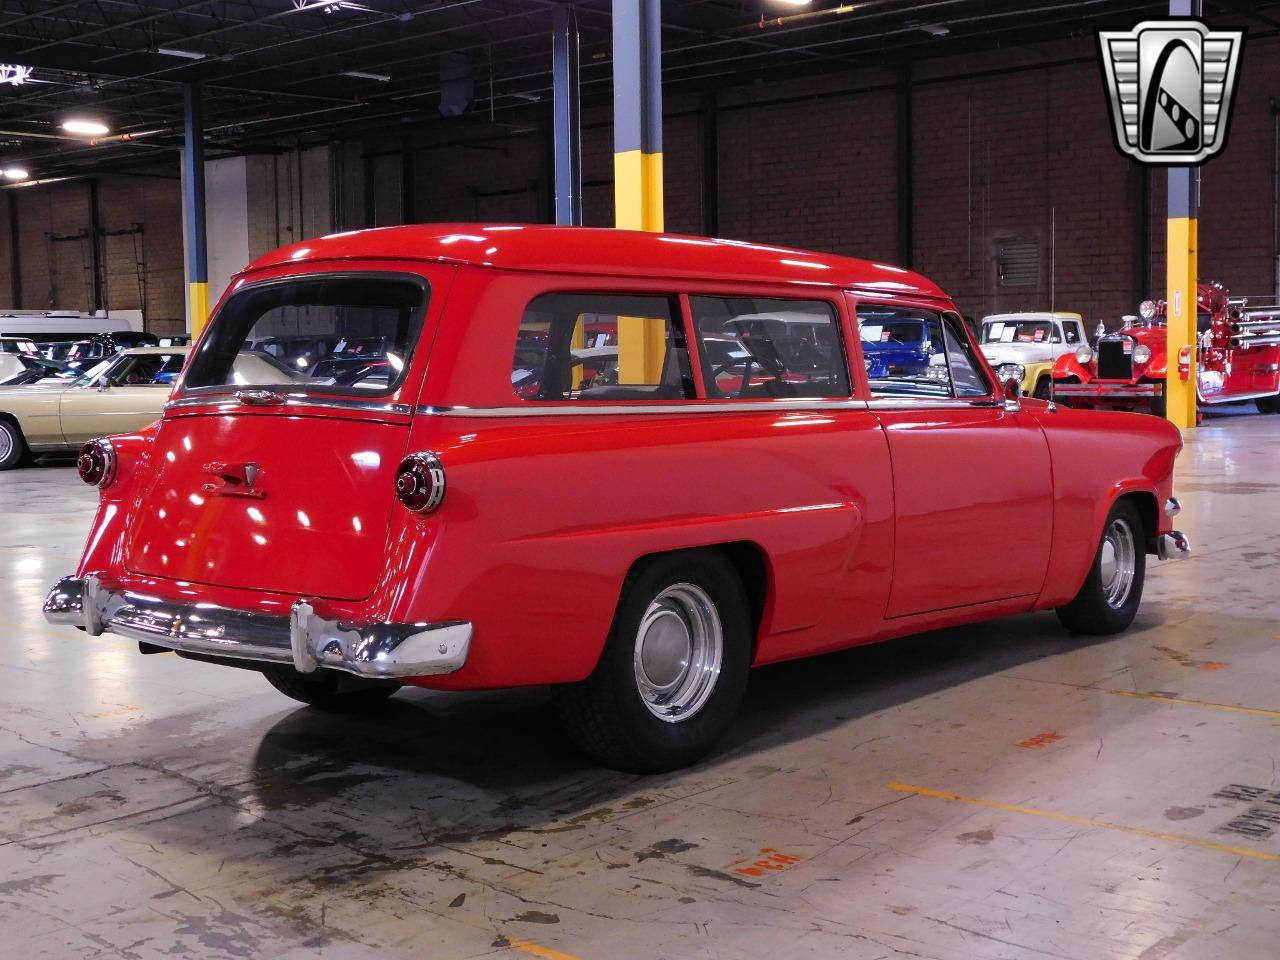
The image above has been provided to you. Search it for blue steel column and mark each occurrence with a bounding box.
[183,83,210,335]
[552,5,582,225]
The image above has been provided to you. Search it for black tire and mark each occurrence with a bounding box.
[1149,390,1167,418]
[554,550,753,773]
[1256,394,1280,414]
[1033,376,1051,400]
[1056,499,1146,635]
[0,419,27,470]
[262,665,400,711]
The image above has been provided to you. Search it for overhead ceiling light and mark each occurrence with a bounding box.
[62,119,110,137]
[919,24,950,36]
[156,47,206,60]
[774,0,813,6]
[508,92,541,103]
[340,70,390,82]
[2,167,29,181]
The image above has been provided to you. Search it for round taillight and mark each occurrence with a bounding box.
[77,438,116,488]
[395,452,445,513]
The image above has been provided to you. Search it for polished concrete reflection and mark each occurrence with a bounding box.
[1,410,1278,959]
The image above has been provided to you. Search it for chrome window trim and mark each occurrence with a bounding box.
[417,399,870,417]
[165,394,414,416]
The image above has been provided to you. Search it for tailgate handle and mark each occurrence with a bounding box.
[202,461,266,499]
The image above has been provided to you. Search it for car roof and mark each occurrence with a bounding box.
[244,224,948,300]
[118,346,191,356]
[981,312,1084,322]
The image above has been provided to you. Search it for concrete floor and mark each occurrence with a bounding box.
[1,409,1278,960]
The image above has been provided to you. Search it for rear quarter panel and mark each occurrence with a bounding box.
[1028,403,1182,607]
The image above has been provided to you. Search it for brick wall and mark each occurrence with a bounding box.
[0,174,183,332]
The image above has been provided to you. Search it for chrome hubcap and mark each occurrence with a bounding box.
[1100,518,1137,609]
[633,583,723,723]
[0,426,11,463]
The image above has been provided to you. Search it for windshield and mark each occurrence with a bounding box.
[981,320,1059,344]
[183,274,427,397]
[72,357,115,387]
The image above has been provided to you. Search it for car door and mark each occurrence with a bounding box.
[855,298,1054,618]
[58,353,175,445]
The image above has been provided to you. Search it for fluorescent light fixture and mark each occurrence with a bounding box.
[340,70,390,82]
[508,92,541,103]
[2,167,29,181]
[774,0,813,5]
[156,47,206,60]
[62,119,110,137]
[919,23,950,36]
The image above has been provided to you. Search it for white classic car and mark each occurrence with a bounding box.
[978,312,1089,398]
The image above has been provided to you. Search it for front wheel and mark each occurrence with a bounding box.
[262,665,400,711]
[1033,376,1051,400]
[554,551,752,773]
[1257,394,1280,414]
[1150,390,1167,418]
[1056,499,1146,635]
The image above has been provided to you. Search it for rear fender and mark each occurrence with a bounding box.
[76,425,160,577]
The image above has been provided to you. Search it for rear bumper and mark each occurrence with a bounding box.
[42,574,471,679]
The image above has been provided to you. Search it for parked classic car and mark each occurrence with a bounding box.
[857,311,939,380]
[1051,282,1280,415]
[63,331,161,372]
[43,225,1189,771]
[979,312,1088,398]
[0,347,188,469]
[0,353,74,386]
[0,336,39,356]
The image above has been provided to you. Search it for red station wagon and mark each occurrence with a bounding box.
[44,225,1190,771]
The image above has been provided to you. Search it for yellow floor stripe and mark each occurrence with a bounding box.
[1109,689,1280,720]
[887,782,1280,862]
[508,938,583,960]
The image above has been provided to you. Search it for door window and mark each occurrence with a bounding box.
[688,297,849,399]
[514,293,693,401]
[859,305,991,399]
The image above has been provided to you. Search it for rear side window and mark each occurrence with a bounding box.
[514,293,693,401]
[184,275,426,396]
[689,297,849,399]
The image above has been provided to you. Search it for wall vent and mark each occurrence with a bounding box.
[997,237,1040,287]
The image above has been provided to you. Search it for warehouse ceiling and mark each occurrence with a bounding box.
[1,0,1278,180]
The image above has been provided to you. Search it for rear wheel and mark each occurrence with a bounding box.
[1257,394,1280,414]
[1056,499,1146,635]
[262,665,400,711]
[0,420,27,470]
[554,551,752,773]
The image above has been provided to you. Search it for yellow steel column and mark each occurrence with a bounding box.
[1165,167,1198,429]
[613,0,665,384]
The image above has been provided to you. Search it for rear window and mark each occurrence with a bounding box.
[183,274,426,396]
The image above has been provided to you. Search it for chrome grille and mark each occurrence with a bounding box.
[1096,339,1133,380]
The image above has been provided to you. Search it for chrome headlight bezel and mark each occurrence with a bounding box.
[1074,345,1095,364]
[996,362,1026,383]
[1132,343,1153,365]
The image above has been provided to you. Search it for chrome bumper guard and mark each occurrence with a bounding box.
[1157,531,1191,561]
[42,575,471,679]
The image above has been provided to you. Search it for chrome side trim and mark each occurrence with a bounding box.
[166,394,413,416]
[43,575,471,679]
[416,400,869,417]
[1157,531,1191,561]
